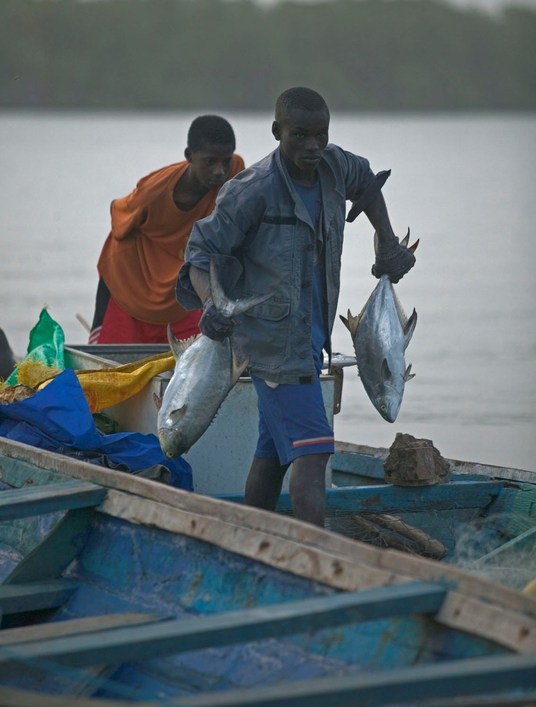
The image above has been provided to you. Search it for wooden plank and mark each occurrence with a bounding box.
[0,582,446,673]
[273,481,504,514]
[220,479,504,513]
[0,687,152,707]
[0,580,78,615]
[331,450,385,478]
[0,481,106,521]
[0,612,155,646]
[3,507,95,585]
[175,653,536,706]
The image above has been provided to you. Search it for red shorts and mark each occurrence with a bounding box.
[89,296,201,344]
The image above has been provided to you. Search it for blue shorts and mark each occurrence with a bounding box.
[251,374,335,466]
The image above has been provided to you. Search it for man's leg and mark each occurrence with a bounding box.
[289,453,329,527]
[244,457,289,512]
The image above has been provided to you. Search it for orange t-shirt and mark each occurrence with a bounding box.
[97,154,245,324]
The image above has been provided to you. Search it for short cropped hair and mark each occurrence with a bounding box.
[275,87,329,122]
[187,115,236,152]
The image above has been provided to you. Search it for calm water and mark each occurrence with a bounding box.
[1,111,535,471]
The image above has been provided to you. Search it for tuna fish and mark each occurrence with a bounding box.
[340,270,417,423]
[157,261,270,458]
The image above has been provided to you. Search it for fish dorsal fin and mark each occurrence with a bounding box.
[231,348,250,384]
[381,358,392,381]
[167,324,198,360]
[404,308,418,348]
[404,363,416,381]
[209,260,271,318]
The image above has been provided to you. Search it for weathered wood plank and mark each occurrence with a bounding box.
[0,481,106,521]
[175,653,536,706]
[0,582,445,673]
[0,612,155,646]
[3,507,95,585]
[0,580,78,615]
[275,481,504,514]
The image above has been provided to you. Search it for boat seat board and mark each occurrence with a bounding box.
[173,653,536,707]
[0,612,157,646]
[0,579,78,615]
[0,581,447,672]
[0,481,106,521]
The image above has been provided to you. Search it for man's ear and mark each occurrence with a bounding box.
[184,147,192,162]
[271,121,281,141]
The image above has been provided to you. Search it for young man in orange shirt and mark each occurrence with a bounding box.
[89,115,244,344]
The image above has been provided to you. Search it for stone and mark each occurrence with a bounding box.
[384,432,450,486]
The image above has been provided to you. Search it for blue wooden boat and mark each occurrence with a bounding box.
[59,345,536,593]
[0,436,534,706]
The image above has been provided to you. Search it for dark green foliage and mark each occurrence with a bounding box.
[0,0,534,110]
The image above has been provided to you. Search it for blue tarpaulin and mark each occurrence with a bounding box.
[0,368,192,490]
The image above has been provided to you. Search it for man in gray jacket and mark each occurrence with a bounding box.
[176,86,415,526]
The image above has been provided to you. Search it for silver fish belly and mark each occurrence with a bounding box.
[158,333,249,458]
[158,261,271,458]
[340,275,417,423]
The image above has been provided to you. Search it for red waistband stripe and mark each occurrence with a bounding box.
[292,436,334,449]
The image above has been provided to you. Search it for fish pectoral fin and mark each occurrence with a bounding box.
[169,404,187,423]
[231,350,250,384]
[404,364,416,382]
[381,358,392,381]
[153,392,162,411]
[209,259,272,318]
[403,308,418,347]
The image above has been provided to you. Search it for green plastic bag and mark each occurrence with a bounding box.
[5,309,65,386]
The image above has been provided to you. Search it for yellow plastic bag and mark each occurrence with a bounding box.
[72,351,175,413]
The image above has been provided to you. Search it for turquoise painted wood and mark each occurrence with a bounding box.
[0,481,106,520]
[3,508,95,584]
[0,582,447,673]
[174,654,536,707]
[276,480,503,514]
[0,580,78,615]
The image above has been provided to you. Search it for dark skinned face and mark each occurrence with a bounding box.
[272,107,329,184]
[184,143,235,192]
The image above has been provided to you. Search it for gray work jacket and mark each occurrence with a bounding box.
[177,144,375,384]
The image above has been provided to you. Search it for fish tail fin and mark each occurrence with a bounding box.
[209,260,271,318]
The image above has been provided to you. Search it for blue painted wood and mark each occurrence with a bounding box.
[173,653,536,706]
[273,480,503,514]
[0,582,447,673]
[0,481,106,520]
[3,507,95,585]
[222,481,503,515]
[331,451,385,477]
[0,580,78,615]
